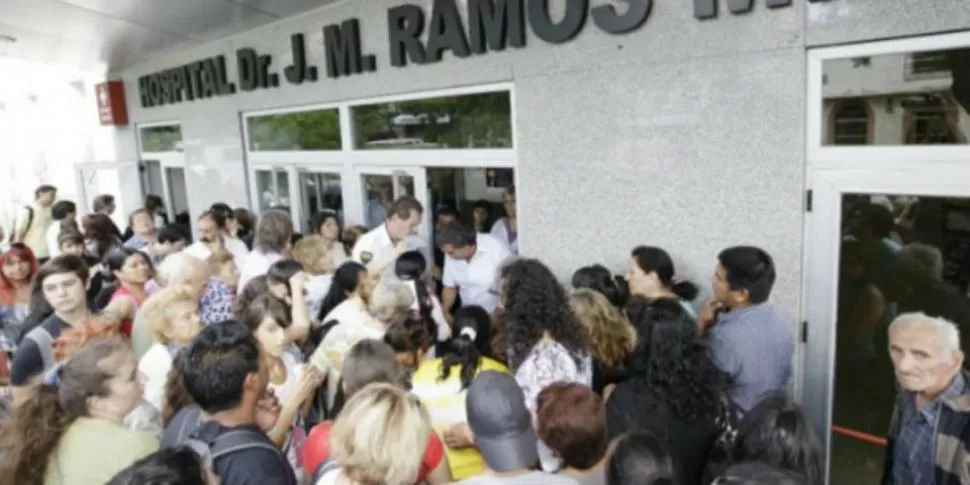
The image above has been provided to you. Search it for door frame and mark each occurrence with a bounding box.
[804,30,970,482]
[352,166,430,244]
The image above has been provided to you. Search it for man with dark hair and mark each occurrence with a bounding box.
[9,255,91,399]
[46,199,77,258]
[13,184,57,261]
[106,447,209,485]
[351,195,428,274]
[437,223,511,319]
[144,224,189,265]
[699,246,793,412]
[92,193,123,239]
[185,210,248,266]
[163,321,296,485]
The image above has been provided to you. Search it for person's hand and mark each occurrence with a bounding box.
[289,271,309,291]
[394,240,408,256]
[431,264,442,280]
[255,389,281,432]
[698,299,725,333]
[443,422,475,449]
[294,366,325,405]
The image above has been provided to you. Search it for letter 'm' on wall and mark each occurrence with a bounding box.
[325,19,367,77]
[388,4,429,66]
[468,0,526,54]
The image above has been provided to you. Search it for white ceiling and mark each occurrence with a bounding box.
[0,0,340,73]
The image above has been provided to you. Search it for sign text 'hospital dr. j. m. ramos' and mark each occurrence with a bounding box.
[136,0,825,109]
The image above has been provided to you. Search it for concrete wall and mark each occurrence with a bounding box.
[106,0,970,340]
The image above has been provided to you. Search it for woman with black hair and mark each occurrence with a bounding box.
[396,251,449,351]
[607,431,679,485]
[412,305,508,480]
[493,258,591,472]
[309,210,349,269]
[573,264,629,308]
[628,246,700,319]
[470,200,492,233]
[606,297,726,485]
[316,262,369,324]
[724,394,823,485]
[101,247,155,338]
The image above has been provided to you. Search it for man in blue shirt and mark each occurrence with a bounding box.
[699,246,794,412]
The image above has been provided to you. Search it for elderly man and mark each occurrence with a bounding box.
[131,252,235,360]
[884,312,970,485]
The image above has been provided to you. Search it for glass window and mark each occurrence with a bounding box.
[353,91,512,149]
[247,109,341,151]
[830,193,970,484]
[140,125,182,152]
[822,47,970,145]
[830,102,871,145]
[361,174,393,229]
[255,169,291,212]
[299,172,343,233]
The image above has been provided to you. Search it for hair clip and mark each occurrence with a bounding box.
[459,327,478,341]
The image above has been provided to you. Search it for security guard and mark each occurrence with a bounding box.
[351,195,428,275]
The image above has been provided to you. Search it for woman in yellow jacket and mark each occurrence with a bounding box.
[411,305,509,480]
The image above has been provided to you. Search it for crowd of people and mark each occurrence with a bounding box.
[0,184,962,485]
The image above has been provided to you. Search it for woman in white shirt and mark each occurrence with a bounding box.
[239,293,322,480]
[238,208,293,292]
[309,210,350,269]
[292,235,339,319]
[137,285,204,413]
[489,185,518,255]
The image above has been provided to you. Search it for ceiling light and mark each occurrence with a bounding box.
[0,35,16,44]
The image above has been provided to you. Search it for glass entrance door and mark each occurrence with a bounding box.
[353,167,429,243]
[802,167,970,485]
[297,168,343,234]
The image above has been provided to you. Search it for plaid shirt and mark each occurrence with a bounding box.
[893,373,966,485]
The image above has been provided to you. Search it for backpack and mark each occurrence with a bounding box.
[169,405,290,481]
[11,206,34,243]
[23,325,55,376]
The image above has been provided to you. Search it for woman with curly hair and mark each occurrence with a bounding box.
[497,259,592,408]
[569,288,635,396]
[605,297,726,485]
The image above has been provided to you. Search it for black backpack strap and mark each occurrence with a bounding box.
[175,406,203,445]
[209,428,280,461]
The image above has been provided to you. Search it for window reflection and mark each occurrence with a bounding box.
[831,194,970,484]
[140,125,182,152]
[353,91,512,149]
[247,109,341,151]
[822,48,970,145]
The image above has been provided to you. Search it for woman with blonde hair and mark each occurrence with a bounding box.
[291,235,337,318]
[569,288,635,396]
[137,286,204,413]
[315,383,439,485]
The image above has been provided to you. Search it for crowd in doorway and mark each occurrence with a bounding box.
[0,185,963,485]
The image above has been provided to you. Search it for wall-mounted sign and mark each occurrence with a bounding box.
[137,0,828,109]
[96,81,129,126]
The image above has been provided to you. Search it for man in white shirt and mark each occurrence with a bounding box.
[184,210,249,266]
[438,223,512,319]
[351,196,428,275]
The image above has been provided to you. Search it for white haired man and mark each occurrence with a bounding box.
[884,312,970,485]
